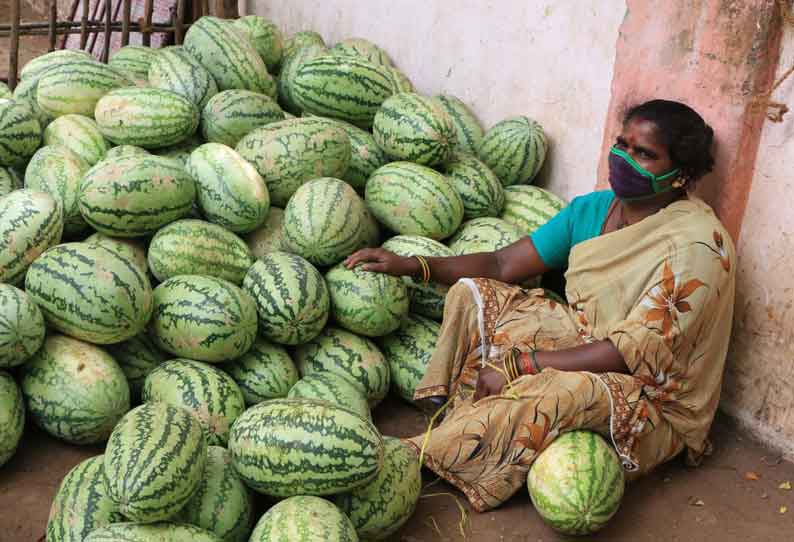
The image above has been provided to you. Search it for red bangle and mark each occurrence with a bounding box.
[518,352,536,375]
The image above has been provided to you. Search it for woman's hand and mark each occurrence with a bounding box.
[473,362,509,402]
[344,248,418,277]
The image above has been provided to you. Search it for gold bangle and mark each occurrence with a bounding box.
[415,255,430,283]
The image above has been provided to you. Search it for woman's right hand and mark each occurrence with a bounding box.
[344,248,418,277]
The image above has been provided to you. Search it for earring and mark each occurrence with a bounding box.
[672,176,687,189]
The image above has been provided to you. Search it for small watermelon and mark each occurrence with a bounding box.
[104,145,149,160]
[249,496,358,542]
[383,66,414,94]
[105,333,167,403]
[223,336,298,405]
[233,15,284,72]
[20,49,93,80]
[478,116,548,186]
[448,217,525,255]
[0,98,42,166]
[83,232,148,275]
[334,120,389,191]
[379,314,440,403]
[433,94,485,155]
[283,30,326,59]
[108,45,159,85]
[244,207,287,259]
[42,114,110,166]
[36,60,133,118]
[201,89,284,148]
[501,184,567,235]
[148,46,219,110]
[331,37,393,67]
[0,284,46,368]
[288,372,371,422]
[0,370,24,467]
[442,152,505,219]
[86,523,222,542]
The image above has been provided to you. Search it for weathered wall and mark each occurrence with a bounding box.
[244,0,625,200]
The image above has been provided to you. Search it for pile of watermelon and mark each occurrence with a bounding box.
[0,13,617,542]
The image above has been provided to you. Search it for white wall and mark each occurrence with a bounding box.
[245,0,625,201]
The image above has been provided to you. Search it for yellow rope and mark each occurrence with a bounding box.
[420,492,470,540]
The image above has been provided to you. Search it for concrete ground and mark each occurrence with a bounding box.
[1,397,793,542]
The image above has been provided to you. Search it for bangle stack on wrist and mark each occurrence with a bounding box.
[504,347,521,382]
[414,255,431,283]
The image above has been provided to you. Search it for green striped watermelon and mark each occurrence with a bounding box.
[276,43,327,115]
[79,154,196,237]
[152,134,203,166]
[25,242,153,344]
[178,445,254,542]
[223,336,298,405]
[46,455,124,542]
[24,145,90,235]
[235,117,351,207]
[448,217,525,255]
[283,30,326,59]
[331,37,393,67]
[94,87,199,149]
[184,16,276,96]
[365,161,463,240]
[186,143,270,234]
[283,177,367,266]
[201,90,284,148]
[147,219,253,284]
[250,496,357,542]
[104,144,149,160]
[244,207,287,259]
[142,358,246,445]
[0,82,9,99]
[383,66,414,94]
[433,95,485,155]
[20,334,130,444]
[242,251,329,345]
[0,370,24,467]
[104,402,208,521]
[233,16,284,72]
[334,436,421,540]
[20,49,93,80]
[332,120,389,191]
[294,326,390,407]
[105,333,167,403]
[0,165,22,197]
[36,60,133,118]
[288,372,371,422]
[0,284,45,368]
[380,235,453,320]
[501,184,567,235]
[293,55,394,125]
[108,45,159,86]
[357,207,381,249]
[528,431,625,535]
[149,276,257,363]
[443,152,505,219]
[12,76,53,130]
[0,189,64,285]
[325,263,409,337]
[148,46,219,110]
[373,93,456,166]
[379,314,440,403]
[228,398,384,497]
[478,116,548,186]
[86,523,222,542]
[0,98,42,166]
[83,232,148,274]
[42,114,110,166]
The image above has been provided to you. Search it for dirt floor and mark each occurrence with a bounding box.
[1,397,793,542]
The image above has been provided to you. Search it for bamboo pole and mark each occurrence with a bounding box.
[8,0,20,89]
[174,0,186,44]
[48,0,58,51]
[80,0,90,49]
[142,0,153,46]
[101,0,113,62]
[59,0,80,48]
[0,22,192,37]
[88,0,105,53]
[121,0,131,45]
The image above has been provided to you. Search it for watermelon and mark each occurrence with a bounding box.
[25,242,153,344]
[79,154,196,237]
[104,144,149,160]
[288,372,371,422]
[478,116,548,186]
[152,134,203,166]
[365,161,463,240]
[528,431,625,535]
[228,398,384,497]
[94,87,200,149]
[86,523,222,542]
[373,93,456,166]
[223,336,298,405]
[448,217,525,255]
[357,207,381,249]
[0,283,46,368]
[242,252,329,345]
[293,55,393,126]
[108,45,159,86]
[20,334,130,444]
[433,95,485,155]
[283,30,326,59]
[276,43,327,115]
[36,60,133,118]
[201,90,284,148]
[379,314,440,403]
[331,37,393,67]
[148,46,219,110]
[244,207,287,259]
[178,445,254,542]
[325,263,409,337]
[250,496,357,542]
[0,189,64,285]
[46,455,125,542]
[142,359,246,445]
[20,49,93,80]
[501,184,567,235]
[24,145,90,235]
[147,219,253,284]
[105,333,167,402]
[0,370,24,467]
[383,66,414,94]
[186,143,270,233]
[380,235,453,320]
[334,437,421,540]
[12,76,53,129]
[0,82,9,99]
[442,152,505,219]
[294,326,390,407]
[235,117,351,207]
[42,114,110,166]
[0,98,42,166]
[0,165,22,196]
[333,120,389,191]
[184,16,276,96]
[104,402,208,521]
[83,232,148,274]
[149,276,258,363]
[233,16,284,72]
[283,177,367,266]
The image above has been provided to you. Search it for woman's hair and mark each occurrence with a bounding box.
[624,99,715,182]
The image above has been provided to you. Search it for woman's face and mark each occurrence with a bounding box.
[614,117,675,176]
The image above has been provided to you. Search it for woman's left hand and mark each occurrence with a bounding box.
[473,362,509,402]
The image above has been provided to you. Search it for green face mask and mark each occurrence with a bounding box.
[608,146,681,201]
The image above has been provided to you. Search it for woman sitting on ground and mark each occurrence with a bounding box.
[346,99,736,512]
